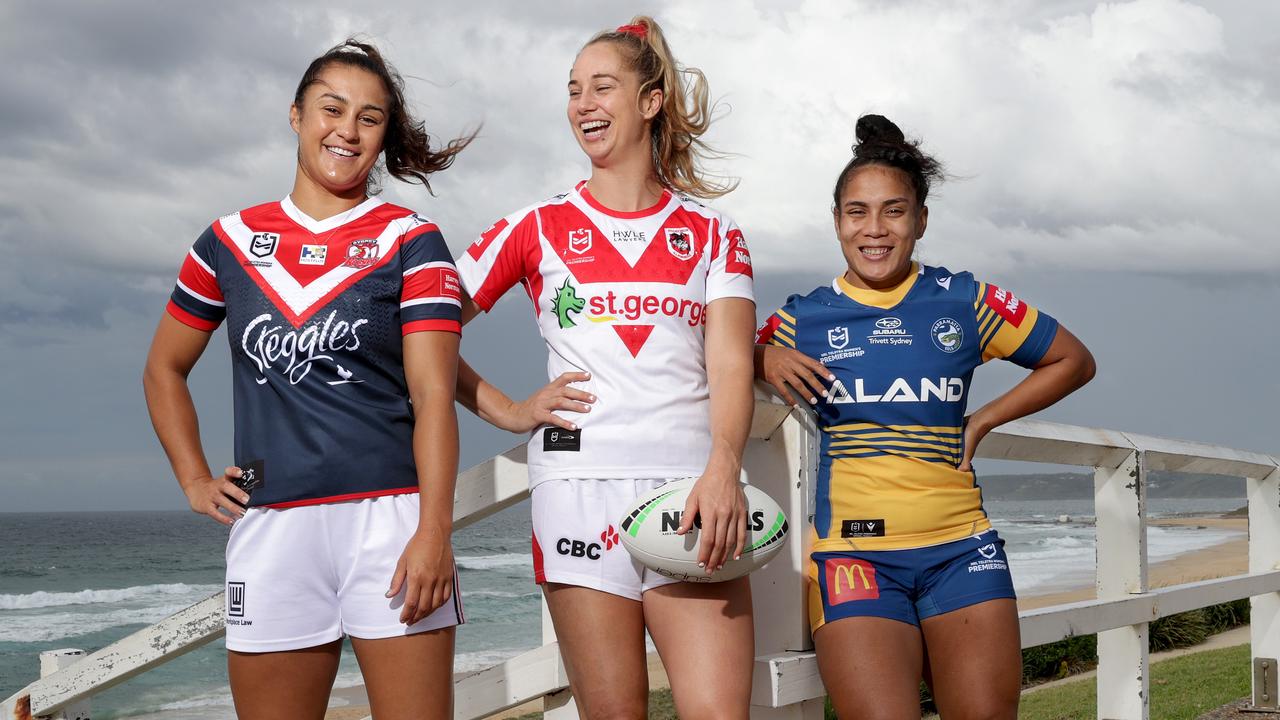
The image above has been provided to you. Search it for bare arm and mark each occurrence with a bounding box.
[454,291,593,433]
[679,297,756,572]
[388,329,461,624]
[959,325,1097,470]
[142,313,249,524]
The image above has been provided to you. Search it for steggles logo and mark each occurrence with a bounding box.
[242,310,367,385]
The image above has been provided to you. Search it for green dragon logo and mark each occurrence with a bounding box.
[550,277,585,329]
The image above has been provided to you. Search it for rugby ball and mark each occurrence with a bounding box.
[618,478,789,582]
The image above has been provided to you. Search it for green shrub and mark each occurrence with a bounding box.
[1149,609,1209,652]
[1022,635,1098,682]
[1201,598,1249,634]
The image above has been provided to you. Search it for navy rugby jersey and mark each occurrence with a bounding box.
[757,264,1058,551]
[167,196,462,508]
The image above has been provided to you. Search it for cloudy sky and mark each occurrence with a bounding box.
[2,0,1277,512]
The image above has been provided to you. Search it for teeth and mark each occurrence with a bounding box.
[581,120,609,131]
[327,146,355,157]
[861,247,890,256]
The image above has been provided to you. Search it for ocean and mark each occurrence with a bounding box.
[0,496,1247,718]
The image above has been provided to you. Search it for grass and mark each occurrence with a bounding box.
[1018,643,1251,720]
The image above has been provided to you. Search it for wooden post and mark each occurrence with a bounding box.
[38,650,90,720]
[1249,464,1280,711]
[1095,450,1149,720]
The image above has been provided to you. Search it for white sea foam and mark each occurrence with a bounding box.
[0,583,220,610]
[0,602,195,642]
[464,589,541,599]
[456,553,531,571]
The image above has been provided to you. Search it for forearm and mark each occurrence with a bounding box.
[970,356,1092,433]
[704,300,756,477]
[412,393,459,535]
[142,365,214,492]
[456,356,517,427]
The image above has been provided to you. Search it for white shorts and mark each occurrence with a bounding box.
[531,478,681,601]
[224,494,463,652]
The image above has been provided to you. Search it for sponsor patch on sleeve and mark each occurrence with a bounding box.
[724,228,753,277]
[468,217,509,260]
[983,284,1028,328]
[755,315,781,345]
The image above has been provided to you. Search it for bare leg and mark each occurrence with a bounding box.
[543,583,648,720]
[350,627,456,720]
[920,599,1021,720]
[813,617,924,720]
[228,639,342,720]
[643,577,754,720]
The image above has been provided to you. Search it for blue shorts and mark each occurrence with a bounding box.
[807,531,1016,632]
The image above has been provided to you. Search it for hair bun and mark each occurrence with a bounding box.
[854,114,905,148]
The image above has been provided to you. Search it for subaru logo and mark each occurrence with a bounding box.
[875,317,902,330]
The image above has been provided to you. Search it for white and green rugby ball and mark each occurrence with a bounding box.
[618,478,789,582]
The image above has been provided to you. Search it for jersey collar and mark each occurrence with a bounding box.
[575,180,673,219]
[832,263,922,310]
[280,194,384,235]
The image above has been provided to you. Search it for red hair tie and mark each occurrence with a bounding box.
[616,23,648,39]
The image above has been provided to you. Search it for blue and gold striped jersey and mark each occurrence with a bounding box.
[757,264,1058,551]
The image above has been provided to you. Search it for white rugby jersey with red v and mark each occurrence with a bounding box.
[166,196,463,508]
[456,182,755,486]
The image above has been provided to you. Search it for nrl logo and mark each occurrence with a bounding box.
[250,232,279,258]
[568,228,592,255]
[665,228,694,261]
[827,326,849,350]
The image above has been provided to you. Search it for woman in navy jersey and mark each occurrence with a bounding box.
[454,16,757,720]
[143,41,472,719]
[756,115,1096,719]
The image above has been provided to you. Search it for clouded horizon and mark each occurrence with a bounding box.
[2,0,1277,512]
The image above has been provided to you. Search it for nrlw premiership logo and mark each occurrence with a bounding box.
[550,277,585,329]
[827,326,849,350]
[569,228,592,255]
[249,232,279,258]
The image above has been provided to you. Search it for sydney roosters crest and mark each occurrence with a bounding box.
[343,238,380,269]
[666,228,694,261]
[569,228,592,255]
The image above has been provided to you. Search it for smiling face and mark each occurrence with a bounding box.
[567,41,661,169]
[289,63,389,199]
[834,164,929,290]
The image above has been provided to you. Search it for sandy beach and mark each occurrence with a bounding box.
[323,514,1249,720]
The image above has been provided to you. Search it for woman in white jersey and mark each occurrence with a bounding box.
[454,17,757,719]
[143,41,472,719]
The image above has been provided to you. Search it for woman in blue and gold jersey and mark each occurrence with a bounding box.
[755,114,1095,719]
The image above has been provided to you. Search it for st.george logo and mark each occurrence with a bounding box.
[827,326,849,350]
[666,228,694,261]
[569,228,592,255]
[250,232,279,258]
[550,277,585,329]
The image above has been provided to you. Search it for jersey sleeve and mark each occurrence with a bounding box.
[400,222,463,336]
[705,216,755,304]
[455,209,541,312]
[166,226,225,332]
[972,280,1059,367]
[755,296,801,349]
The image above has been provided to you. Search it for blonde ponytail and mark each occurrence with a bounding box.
[588,16,736,199]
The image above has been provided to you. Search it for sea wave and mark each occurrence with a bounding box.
[456,553,531,571]
[0,602,197,643]
[464,589,541,599]
[0,583,220,611]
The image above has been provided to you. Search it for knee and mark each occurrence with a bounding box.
[580,698,646,720]
[671,699,748,720]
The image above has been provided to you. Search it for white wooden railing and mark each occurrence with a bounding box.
[4,400,1278,720]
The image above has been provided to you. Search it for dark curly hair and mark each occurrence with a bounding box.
[293,39,476,195]
[832,114,944,210]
